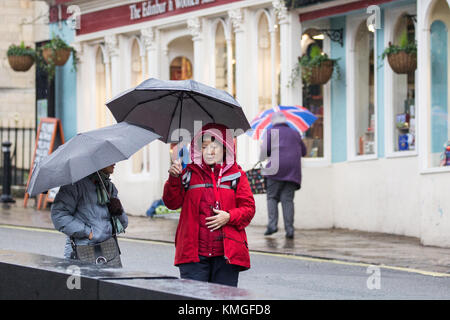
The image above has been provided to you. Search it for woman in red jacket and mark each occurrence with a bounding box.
[163,123,255,287]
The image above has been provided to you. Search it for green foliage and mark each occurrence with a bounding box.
[36,34,79,82]
[289,45,340,87]
[309,44,322,59]
[7,41,36,58]
[398,30,409,48]
[381,30,417,61]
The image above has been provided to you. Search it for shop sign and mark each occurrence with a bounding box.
[129,0,216,21]
[77,0,239,35]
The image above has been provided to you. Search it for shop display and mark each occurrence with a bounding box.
[396,95,415,151]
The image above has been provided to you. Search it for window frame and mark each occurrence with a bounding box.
[384,5,418,160]
[300,20,332,167]
[346,14,379,162]
[418,0,450,174]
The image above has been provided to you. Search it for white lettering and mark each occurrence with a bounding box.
[142,0,167,18]
[178,304,212,317]
[175,0,200,9]
[129,4,141,20]
[366,265,381,290]
[66,265,81,290]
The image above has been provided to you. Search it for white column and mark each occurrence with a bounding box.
[104,35,120,125]
[228,9,247,110]
[270,26,277,108]
[74,42,88,133]
[141,27,160,78]
[105,35,121,96]
[188,17,203,82]
[273,0,302,105]
[228,8,252,168]
[226,36,234,96]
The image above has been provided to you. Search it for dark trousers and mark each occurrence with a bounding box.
[266,178,297,236]
[178,256,240,287]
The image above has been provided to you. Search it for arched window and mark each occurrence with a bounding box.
[392,15,416,152]
[95,47,106,128]
[258,13,272,111]
[215,22,227,91]
[170,56,193,80]
[429,0,449,167]
[354,22,375,156]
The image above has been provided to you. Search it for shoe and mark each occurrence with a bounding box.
[285,233,294,239]
[264,228,278,236]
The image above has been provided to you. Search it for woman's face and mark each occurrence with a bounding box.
[101,164,116,175]
[201,136,224,165]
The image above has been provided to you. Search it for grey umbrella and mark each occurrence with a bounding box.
[105,78,251,143]
[26,122,160,197]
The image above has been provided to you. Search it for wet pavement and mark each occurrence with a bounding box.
[1,200,450,275]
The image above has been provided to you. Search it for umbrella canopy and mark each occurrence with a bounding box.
[27,122,160,197]
[249,105,318,140]
[106,78,251,143]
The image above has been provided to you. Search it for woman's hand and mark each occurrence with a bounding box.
[89,231,93,240]
[168,160,182,177]
[206,208,230,231]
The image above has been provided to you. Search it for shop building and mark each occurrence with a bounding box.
[44,0,450,247]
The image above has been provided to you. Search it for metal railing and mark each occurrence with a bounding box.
[0,126,35,187]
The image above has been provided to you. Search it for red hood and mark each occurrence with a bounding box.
[191,123,236,174]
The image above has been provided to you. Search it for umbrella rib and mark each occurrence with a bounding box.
[166,93,183,142]
[185,92,215,122]
[118,91,179,122]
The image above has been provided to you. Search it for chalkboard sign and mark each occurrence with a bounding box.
[24,118,64,208]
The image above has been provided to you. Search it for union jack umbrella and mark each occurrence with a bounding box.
[248,105,318,140]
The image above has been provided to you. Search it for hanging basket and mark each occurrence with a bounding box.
[42,48,71,66]
[303,60,334,85]
[8,55,35,72]
[387,51,417,74]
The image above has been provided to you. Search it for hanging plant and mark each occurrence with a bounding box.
[36,35,78,82]
[381,30,417,74]
[7,42,36,72]
[289,45,340,86]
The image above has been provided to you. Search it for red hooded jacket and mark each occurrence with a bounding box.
[163,124,255,270]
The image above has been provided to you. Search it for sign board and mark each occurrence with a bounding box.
[24,118,65,209]
[76,0,241,35]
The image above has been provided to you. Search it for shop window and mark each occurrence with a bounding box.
[258,13,272,111]
[215,22,227,92]
[354,22,376,156]
[170,56,193,80]
[95,47,106,128]
[392,15,416,152]
[430,18,449,167]
[301,30,324,158]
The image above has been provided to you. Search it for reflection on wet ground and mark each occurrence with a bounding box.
[1,201,450,274]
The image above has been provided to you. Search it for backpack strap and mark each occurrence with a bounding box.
[182,170,241,191]
[188,184,233,190]
[221,172,241,191]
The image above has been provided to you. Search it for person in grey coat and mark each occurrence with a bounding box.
[51,164,128,260]
[259,112,306,239]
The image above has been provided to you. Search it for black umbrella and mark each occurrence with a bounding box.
[106,78,250,143]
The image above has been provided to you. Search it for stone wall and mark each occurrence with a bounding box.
[0,0,48,128]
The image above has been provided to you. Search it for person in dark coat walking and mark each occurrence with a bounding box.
[259,112,306,239]
[163,123,255,287]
